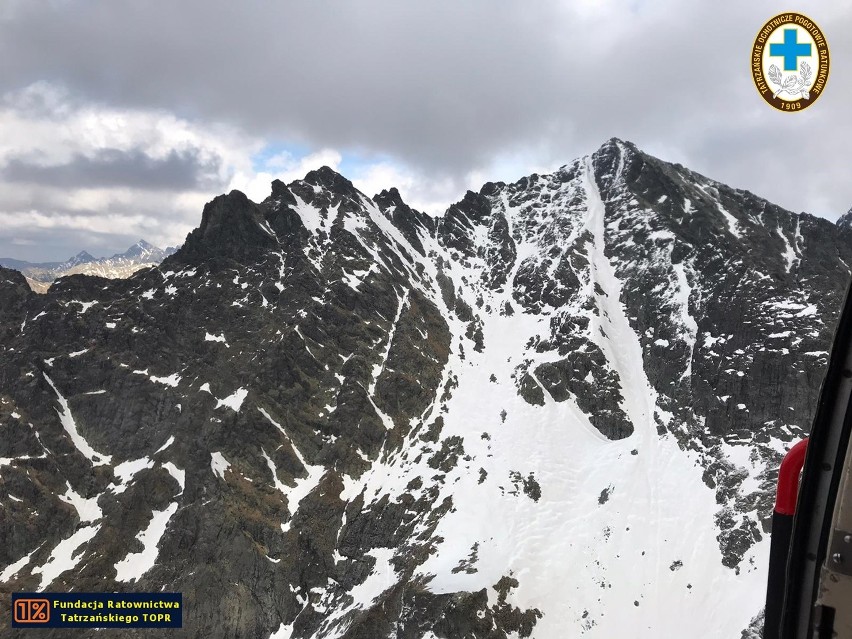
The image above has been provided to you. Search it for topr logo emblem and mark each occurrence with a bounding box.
[751,13,829,112]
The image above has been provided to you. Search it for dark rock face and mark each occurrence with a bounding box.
[176,190,284,265]
[0,268,32,332]
[836,207,852,230]
[1,146,849,639]
[374,187,436,257]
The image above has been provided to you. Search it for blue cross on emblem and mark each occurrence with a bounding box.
[769,28,812,71]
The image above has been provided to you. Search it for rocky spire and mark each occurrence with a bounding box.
[172,190,280,265]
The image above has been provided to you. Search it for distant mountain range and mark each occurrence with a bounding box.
[0,240,178,292]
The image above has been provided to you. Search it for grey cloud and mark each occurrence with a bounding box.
[2,148,227,191]
[0,1,571,171]
[0,0,850,235]
[0,227,153,264]
[0,183,200,262]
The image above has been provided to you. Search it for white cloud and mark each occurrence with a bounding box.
[0,83,254,174]
[2,2,850,187]
[0,83,470,258]
[0,82,266,258]
[229,148,342,202]
[352,162,414,199]
[2,0,851,258]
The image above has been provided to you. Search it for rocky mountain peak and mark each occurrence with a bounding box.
[66,250,96,267]
[303,165,360,197]
[173,189,280,265]
[124,239,155,255]
[448,189,493,224]
[479,180,507,197]
[269,178,298,207]
[108,239,166,264]
[589,136,642,191]
[597,135,636,154]
[373,186,405,209]
[837,207,852,230]
[374,187,435,256]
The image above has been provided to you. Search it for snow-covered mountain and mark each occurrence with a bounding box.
[0,240,178,290]
[1,139,850,638]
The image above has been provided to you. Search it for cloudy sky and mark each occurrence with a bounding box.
[1,0,850,262]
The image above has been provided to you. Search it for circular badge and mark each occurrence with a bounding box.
[751,13,829,112]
